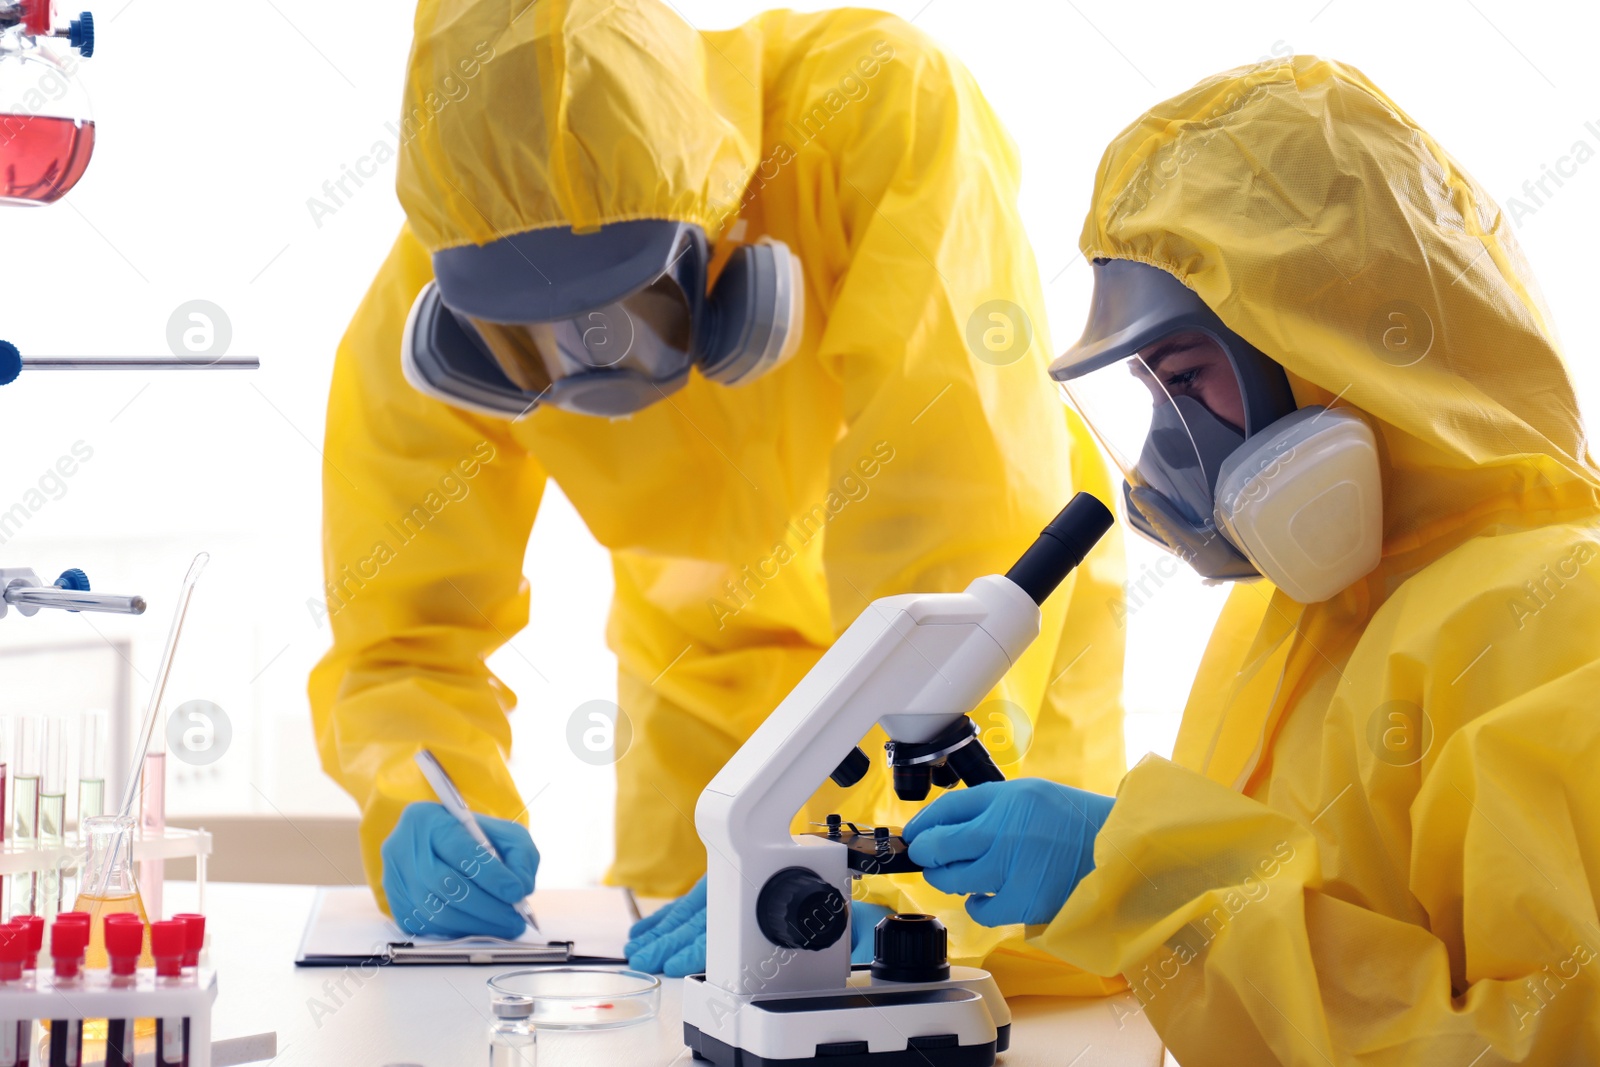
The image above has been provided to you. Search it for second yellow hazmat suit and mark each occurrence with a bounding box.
[308,0,1125,990]
[1035,58,1600,1061]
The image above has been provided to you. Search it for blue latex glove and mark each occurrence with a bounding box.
[851,902,894,964]
[626,876,706,977]
[380,802,539,940]
[626,878,895,975]
[904,779,1114,927]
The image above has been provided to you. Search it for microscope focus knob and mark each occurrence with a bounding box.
[871,913,950,984]
[756,868,848,951]
[829,745,871,788]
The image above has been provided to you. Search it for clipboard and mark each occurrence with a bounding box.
[295,885,638,968]
[382,937,576,965]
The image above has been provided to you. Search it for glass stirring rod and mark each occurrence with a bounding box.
[100,553,209,921]
[118,553,208,819]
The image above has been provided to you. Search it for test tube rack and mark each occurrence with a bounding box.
[0,968,217,1066]
[0,827,212,911]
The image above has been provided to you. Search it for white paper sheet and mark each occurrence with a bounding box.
[296,885,636,963]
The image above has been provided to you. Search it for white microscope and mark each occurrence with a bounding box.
[684,493,1114,1067]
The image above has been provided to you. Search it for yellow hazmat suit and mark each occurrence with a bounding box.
[309,0,1125,990]
[1036,57,1600,1061]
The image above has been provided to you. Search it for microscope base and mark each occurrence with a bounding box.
[683,966,1010,1067]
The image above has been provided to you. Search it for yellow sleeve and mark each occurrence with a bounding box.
[1042,730,1600,1065]
[308,225,548,911]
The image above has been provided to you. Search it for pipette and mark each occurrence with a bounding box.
[116,552,207,819]
[87,553,207,911]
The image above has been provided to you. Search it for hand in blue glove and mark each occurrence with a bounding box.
[626,877,894,975]
[904,778,1114,927]
[626,876,707,977]
[850,901,894,964]
[381,802,539,940]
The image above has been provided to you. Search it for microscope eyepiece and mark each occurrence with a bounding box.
[1004,492,1114,605]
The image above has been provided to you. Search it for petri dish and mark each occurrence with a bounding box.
[487,968,662,1030]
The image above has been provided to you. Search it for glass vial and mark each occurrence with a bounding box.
[140,723,167,922]
[39,719,66,915]
[488,995,536,1067]
[77,710,107,826]
[11,716,41,919]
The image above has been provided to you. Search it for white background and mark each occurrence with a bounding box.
[1,0,1595,888]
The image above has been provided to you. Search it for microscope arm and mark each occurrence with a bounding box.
[699,576,1038,857]
[696,494,1113,997]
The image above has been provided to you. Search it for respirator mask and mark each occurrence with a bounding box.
[1048,259,1383,604]
[403,218,804,419]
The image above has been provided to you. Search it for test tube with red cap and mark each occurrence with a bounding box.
[13,917,42,976]
[151,920,189,1067]
[7,919,41,1067]
[171,914,204,976]
[44,915,87,975]
[10,917,42,1067]
[45,918,86,1067]
[0,924,28,1067]
[103,915,143,1067]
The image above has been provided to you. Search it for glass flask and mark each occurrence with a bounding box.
[72,814,150,967]
[0,27,94,205]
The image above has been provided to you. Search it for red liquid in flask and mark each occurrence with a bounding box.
[0,114,94,204]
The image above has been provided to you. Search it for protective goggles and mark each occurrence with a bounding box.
[403,219,803,419]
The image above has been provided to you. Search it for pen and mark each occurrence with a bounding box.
[414,749,540,933]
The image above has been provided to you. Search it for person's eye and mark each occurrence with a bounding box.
[1163,368,1199,390]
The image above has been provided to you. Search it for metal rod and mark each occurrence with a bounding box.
[20,357,259,370]
[3,586,146,614]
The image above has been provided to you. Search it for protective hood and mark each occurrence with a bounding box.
[397,0,763,253]
[1079,56,1600,558]
[1031,58,1600,1062]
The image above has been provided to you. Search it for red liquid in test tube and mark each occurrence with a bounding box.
[151,921,188,1067]
[1,758,8,921]
[45,918,86,1067]
[13,917,42,1067]
[0,925,27,1067]
[103,916,143,1067]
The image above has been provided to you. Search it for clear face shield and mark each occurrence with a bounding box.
[1059,330,1259,577]
[1050,259,1299,582]
[1052,259,1387,602]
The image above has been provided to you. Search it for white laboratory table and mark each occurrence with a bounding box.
[165,881,1164,1067]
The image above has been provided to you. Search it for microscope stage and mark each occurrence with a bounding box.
[801,822,921,876]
